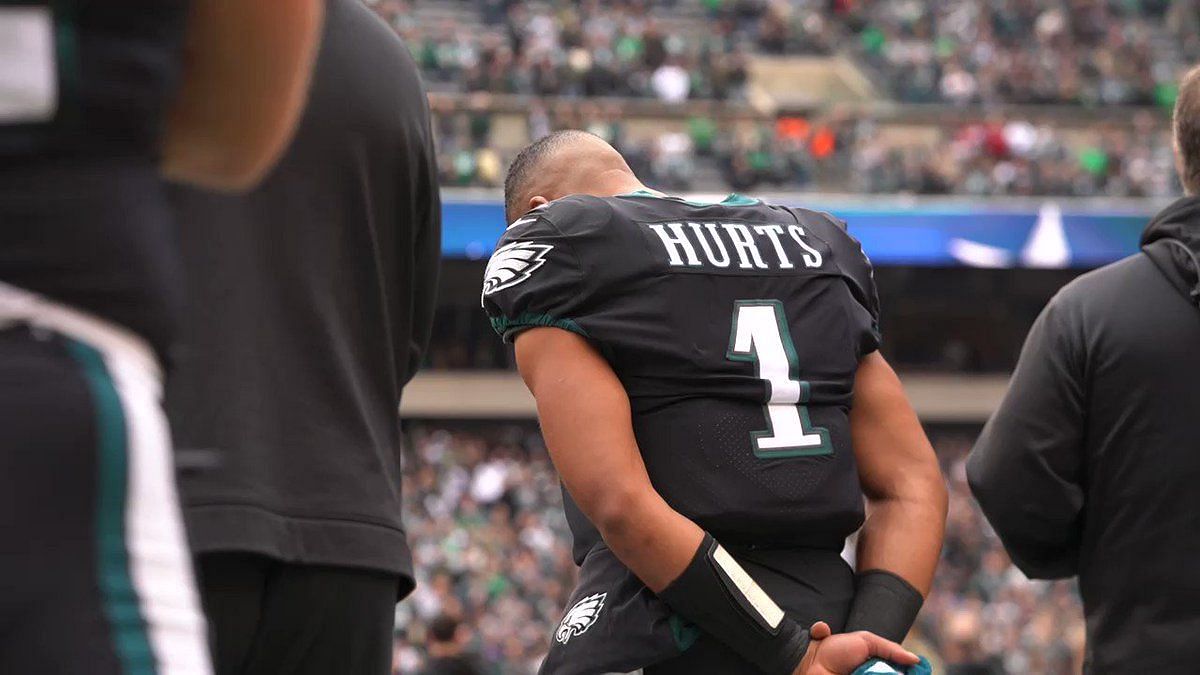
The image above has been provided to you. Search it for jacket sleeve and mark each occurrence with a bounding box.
[966,293,1087,579]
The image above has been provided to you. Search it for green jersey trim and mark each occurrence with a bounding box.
[491,313,589,342]
[66,339,157,675]
[619,189,761,207]
[669,614,702,652]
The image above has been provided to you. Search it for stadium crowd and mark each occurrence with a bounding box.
[371,0,1196,107]
[428,95,1177,197]
[837,0,1187,106]
[363,0,1186,197]
[393,424,1085,674]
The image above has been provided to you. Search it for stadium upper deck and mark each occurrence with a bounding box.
[368,0,1188,196]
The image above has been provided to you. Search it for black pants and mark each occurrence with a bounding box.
[541,545,853,675]
[0,324,210,674]
[196,553,397,675]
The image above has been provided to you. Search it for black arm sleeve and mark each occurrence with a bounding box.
[658,533,811,674]
[842,569,924,642]
[966,293,1087,578]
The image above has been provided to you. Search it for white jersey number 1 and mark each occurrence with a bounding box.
[727,300,833,458]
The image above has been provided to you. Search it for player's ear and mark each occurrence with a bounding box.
[529,196,549,212]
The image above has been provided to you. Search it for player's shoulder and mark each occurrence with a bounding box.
[779,204,851,238]
[504,194,618,238]
[776,203,869,257]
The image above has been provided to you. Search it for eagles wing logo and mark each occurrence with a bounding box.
[482,242,554,298]
[555,592,606,644]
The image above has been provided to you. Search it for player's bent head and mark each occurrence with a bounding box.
[503,129,637,222]
[1174,64,1200,195]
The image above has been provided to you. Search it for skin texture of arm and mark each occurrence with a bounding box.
[514,327,704,592]
[850,352,948,597]
[162,0,324,191]
[515,328,918,674]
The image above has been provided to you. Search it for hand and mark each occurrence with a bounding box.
[792,622,918,675]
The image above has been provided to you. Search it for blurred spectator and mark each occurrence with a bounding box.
[420,614,486,675]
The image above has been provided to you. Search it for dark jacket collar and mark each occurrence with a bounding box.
[1141,196,1200,308]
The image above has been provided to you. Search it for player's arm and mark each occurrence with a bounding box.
[846,352,948,642]
[516,327,918,675]
[162,0,324,191]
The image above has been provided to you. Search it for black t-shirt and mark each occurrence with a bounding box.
[0,1,189,358]
[166,0,440,588]
[482,192,880,562]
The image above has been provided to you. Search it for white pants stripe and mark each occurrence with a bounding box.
[0,282,212,675]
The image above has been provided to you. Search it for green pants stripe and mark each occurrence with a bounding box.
[67,339,158,675]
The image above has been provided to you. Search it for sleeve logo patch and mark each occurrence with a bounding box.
[555,592,606,644]
[483,241,554,297]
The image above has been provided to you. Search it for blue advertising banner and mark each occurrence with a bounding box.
[442,194,1160,269]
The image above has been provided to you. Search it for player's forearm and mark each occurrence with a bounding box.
[842,474,946,643]
[528,363,702,591]
[856,485,946,596]
[163,0,324,191]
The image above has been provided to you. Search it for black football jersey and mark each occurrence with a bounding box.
[483,191,881,562]
[0,1,189,359]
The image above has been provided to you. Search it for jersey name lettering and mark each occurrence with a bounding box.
[645,222,824,271]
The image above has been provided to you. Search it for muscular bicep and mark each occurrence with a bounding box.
[162,0,323,191]
[850,352,939,501]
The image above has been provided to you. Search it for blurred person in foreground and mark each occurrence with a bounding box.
[481,131,946,674]
[165,0,439,673]
[420,614,485,675]
[968,65,1200,673]
[0,2,321,672]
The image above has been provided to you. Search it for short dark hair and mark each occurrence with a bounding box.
[503,130,598,222]
[1175,66,1200,195]
[427,614,459,643]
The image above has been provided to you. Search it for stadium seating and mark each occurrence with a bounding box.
[393,424,1085,674]
[369,0,1184,196]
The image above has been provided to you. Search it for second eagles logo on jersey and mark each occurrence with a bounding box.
[555,592,607,645]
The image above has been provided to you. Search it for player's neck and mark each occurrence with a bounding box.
[593,169,651,199]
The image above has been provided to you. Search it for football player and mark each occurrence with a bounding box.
[482,131,948,675]
[0,2,322,673]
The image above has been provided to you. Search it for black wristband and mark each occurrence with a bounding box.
[843,569,924,642]
[658,533,809,674]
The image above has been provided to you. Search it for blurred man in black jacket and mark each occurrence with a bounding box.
[969,66,1200,673]
[166,1,440,673]
[421,615,485,675]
